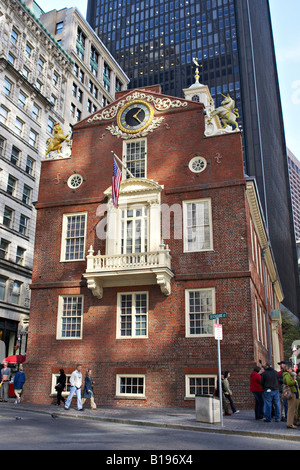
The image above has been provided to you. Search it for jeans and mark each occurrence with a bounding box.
[64,386,82,410]
[263,389,280,421]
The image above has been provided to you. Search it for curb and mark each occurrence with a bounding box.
[6,404,300,443]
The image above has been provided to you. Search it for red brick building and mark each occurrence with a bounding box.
[24,84,283,408]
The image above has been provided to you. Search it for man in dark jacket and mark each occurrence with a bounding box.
[260,362,281,422]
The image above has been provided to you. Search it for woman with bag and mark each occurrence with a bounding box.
[82,369,97,410]
[282,365,299,429]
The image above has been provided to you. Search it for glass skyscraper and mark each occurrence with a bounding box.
[87,0,300,315]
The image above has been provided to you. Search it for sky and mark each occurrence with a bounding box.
[35,0,300,159]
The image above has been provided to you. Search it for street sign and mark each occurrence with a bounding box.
[214,324,223,340]
[209,312,227,320]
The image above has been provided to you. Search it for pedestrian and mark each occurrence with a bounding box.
[282,365,299,429]
[0,361,11,402]
[260,362,281,423]
[64,364,83,411]
[278,360,288,421]
[82,369,97,410]
[13,364,26,404]
[250,366,264,420]
[223,371,239,414]
[55,369,66,406]
[215,373,231,415]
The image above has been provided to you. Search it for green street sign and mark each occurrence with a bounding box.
[209,313,227,320]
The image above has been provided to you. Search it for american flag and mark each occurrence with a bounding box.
[112,158,122,208]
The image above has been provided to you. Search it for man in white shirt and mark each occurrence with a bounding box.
[64,364,83,411]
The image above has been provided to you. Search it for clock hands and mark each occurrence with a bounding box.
[133,108,142,123]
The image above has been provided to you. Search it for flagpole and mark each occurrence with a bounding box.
[111,151,135,178]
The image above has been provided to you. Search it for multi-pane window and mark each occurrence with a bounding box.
[29,129,38,147]
[25,156,34,176]
[183,199,213,252]
[185,288,215,337]
[0,277,7,301]
[7,175,17,196]
[0,137,5,156]
[37,57,45,71]
[124,139,146,178]
[16,246,26,265]
[19,214,29,236]
[11,28,18,44]
[118,292,148,338]
[76,28,86,60]
[0,106,9,125]
[186,375,217,398]
[53,72,59,87]
[57,296,83,339]
[55,22,64,34]
[103,62,111,91]
[121,206,148,254]
[10,147,20,166]
[18,90,27,109]
[90,46,99,76]
[11,280,22,305]
[15,118,24,136]
[25,43,32,59]
[61,213,87,261]
[0,239,10,260]
[22,185,31,205]
[116,375,145,397]
[3,77,13,97]
[3,207,14,228]
[32,103,40,121]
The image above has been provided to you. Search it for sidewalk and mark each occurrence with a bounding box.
[2,399,300,442]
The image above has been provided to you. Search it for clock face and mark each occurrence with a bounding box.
[117,100,153,133]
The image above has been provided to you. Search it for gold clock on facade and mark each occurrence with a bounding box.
[117,100,154,134]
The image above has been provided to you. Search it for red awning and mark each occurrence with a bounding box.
[3,355,26,365]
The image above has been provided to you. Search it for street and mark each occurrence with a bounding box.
[0,408,299,452]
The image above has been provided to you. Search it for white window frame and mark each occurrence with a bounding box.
[51,373,71,395]
[117,291,149,339]
[120,205,149,254]
[60,212,87,262]
[116,374,146,398]
[185,374,217,398]
[122,138,147,179]
[56,295,84,340]
[183,198,213,252]
[185,287,215,337]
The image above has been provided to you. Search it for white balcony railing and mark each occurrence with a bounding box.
[84,244,173,299]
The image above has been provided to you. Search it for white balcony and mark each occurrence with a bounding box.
[83,243,174,299]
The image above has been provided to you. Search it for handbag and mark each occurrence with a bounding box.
[283,384,292,400]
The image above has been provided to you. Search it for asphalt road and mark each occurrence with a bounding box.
[0,408,299,452]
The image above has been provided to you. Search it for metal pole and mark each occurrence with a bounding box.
[111,150,135,178]
[216,317,224,427]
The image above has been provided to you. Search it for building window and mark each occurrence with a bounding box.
[25,156,35,176]
[18,90,27,109]
[51,373,71,395]
[61,213,87,261]
[32,103,41,121]
[25,43,32,59]
[29,130,38,147]
[0,137,5,156]
[38,57,45,71]
[3,77,13,97]
[76,27,86,60]
[0,239,10,260]
[22,185,31,205]
[0,277,7,301]
[121,206,148,254]
[185,375,217,398]
[55,22,64,34]
[57,295,83,339]
[3,207,14,228]
[124,139,147,179]
[7,175,17,196]
[19,214,29,236]
[90,46,99,76]
[22,66,30,79]
[47,118,55,134]
[0,106,9,125]
[10,147,20,166]
[103,62,111,92]
[7,52,15,65]
[183,199,213,252]
[185,288,215,337]
[11,28,19,44]
[116,375,145,398]
[53,72,59,87]
[11,280,22,305]
[16,246,26,265]
[15,118,24,136]
[117,292,148,338]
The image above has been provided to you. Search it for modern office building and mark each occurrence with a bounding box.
[287,149,300,240]
[87,0,300,316]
